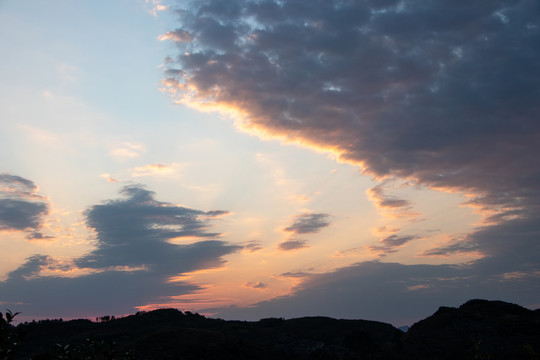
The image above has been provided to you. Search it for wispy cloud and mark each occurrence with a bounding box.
[109,142,145,160]
[367,184,409,210]
[368,234,418,257]
[26,231,55,241]
[158,29,192,43]
[278,239,308,251]
[366,182,420,219]
[100,173,120,183]
[278,213,330,251]
[245,281,267,289]
[283,213,330,235]
[243,240,263,253]
[131,163,187,178]
[145,0,168,17]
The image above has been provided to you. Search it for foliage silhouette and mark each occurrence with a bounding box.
[1,310,22,360]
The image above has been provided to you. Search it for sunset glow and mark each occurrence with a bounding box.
[1,0,539,326]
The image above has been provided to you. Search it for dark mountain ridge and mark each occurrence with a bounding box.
[3,299,539,359]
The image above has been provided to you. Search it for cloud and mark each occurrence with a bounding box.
[0,185,240,318]
[369,234,418,257]
[78,185,234,272]
[280,271,312,278]
[163,1,540,268]
[109,142,145,160]
[374,225,399,234]
[424,216,540,264]
[162,0,540,210]
[26,231,55,241]
[161,0,540,323]
[131,163,186,178]
[158,29,193,42]
[0,199,48,232]
[0,174,49,234]
[379,235,416,248]
[243,240,263,252]
[100,173,120,183]
[366,182,420,219]
[283,213,330,235]
[207,260,540,326]
[145,0,168,17]
[279,213,329,250]
[245,281,267,289]
[278,239,308,251]
[367,184,409,209]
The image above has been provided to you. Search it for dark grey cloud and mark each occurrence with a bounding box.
[283,213,330,235]
[424,217,540,271]
[163,0,540,254]
[0,185,240,318]
[279,213,330,251]
[26,231,55,240]
[0,173,49,235]
[421,239,478,257]
[0,255,201,318]
[380,234,416,248]
[0,199,48,231]
[0,173,38,194]
[278,239,308,251]
[280,271,312,278]
[77,185,233,273]
[207,260,540,326]
[369,234,418,256]
[163,0,540,322]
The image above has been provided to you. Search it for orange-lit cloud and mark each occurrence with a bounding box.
[366,182,421,220]
[100,173,120,183]
[158,30,192,43]
[145,0,167,17]
[131,163,187,178]
[109,142,145,160]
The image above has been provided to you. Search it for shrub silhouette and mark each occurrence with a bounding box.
[0,310,21,360]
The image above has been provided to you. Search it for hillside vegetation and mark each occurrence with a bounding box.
[2,300,539,359]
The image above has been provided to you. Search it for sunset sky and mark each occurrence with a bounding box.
[1,0,539,326]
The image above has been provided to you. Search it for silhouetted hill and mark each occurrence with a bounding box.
[7,299,540,359]
[400,299,540,359]
[12,310,400,359]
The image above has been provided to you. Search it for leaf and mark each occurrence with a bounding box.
[5,310,20,324]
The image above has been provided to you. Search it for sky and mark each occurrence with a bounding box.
[0,0,539,327]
